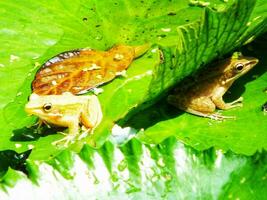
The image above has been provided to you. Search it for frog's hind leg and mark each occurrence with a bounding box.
[169,95,235,120]
[185,96,236,120]
[185,108,235,120]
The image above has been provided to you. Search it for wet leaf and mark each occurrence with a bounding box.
[1,139,267,199]
[0,0,266,159]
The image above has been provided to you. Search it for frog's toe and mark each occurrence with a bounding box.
[234,96,243,102]
[52,134,77,147]
[229,97,244,105]
[209,113,236,121]
[58,131,68,136]
[227,102,243,108]
[233,103,243,107]
[78,127,90,140]
[209,114,224,121]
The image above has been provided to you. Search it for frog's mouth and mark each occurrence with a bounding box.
[25,105,46,117]
[25,107,42,117]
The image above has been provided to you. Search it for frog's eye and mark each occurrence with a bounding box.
[43,103,52,112]
[235,63,244,71]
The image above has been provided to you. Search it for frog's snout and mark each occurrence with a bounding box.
[249,58,259,65]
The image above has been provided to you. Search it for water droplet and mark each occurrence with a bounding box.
[16,92,22,97]
[240,177,246,184]
[113,53,124,61]
[28,144,35,149]
[10,55,20,63]
[161,28,171,32]
[15,143,22,148]
[95,35,103,40]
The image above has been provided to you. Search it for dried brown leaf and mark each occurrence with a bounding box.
[32,44,148,95]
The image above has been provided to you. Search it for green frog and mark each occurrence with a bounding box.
[168,53,258,120]
[25,92,102,146]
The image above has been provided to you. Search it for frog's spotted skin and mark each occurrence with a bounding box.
[25,92,102,146]
[168,54,258,120]
[32,44,149,95]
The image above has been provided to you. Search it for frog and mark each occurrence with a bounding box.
[167,53,259,120]
[25,92,102,146]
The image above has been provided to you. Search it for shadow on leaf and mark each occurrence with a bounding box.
[11,124,63,142]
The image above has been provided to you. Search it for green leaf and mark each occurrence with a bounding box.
[1,138,267,199]
[219,153,267,199]
[0,168,27,191]
[1,0,267,198]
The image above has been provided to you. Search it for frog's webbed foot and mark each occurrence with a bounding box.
[52,132,78,147]
[185,108,236,121]
[52,127,92,147]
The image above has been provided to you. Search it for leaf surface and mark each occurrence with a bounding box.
[1,139,267,199]
[0,0,266,160]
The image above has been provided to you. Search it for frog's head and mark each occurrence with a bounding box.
[25,92,76,123]
[224,53,258,83]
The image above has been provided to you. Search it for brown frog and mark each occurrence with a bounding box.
[168,53,258,120]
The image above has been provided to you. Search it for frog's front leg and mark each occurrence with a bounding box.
[52,120,80,147]
[227,96,243,107]
[211,95,243,110]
